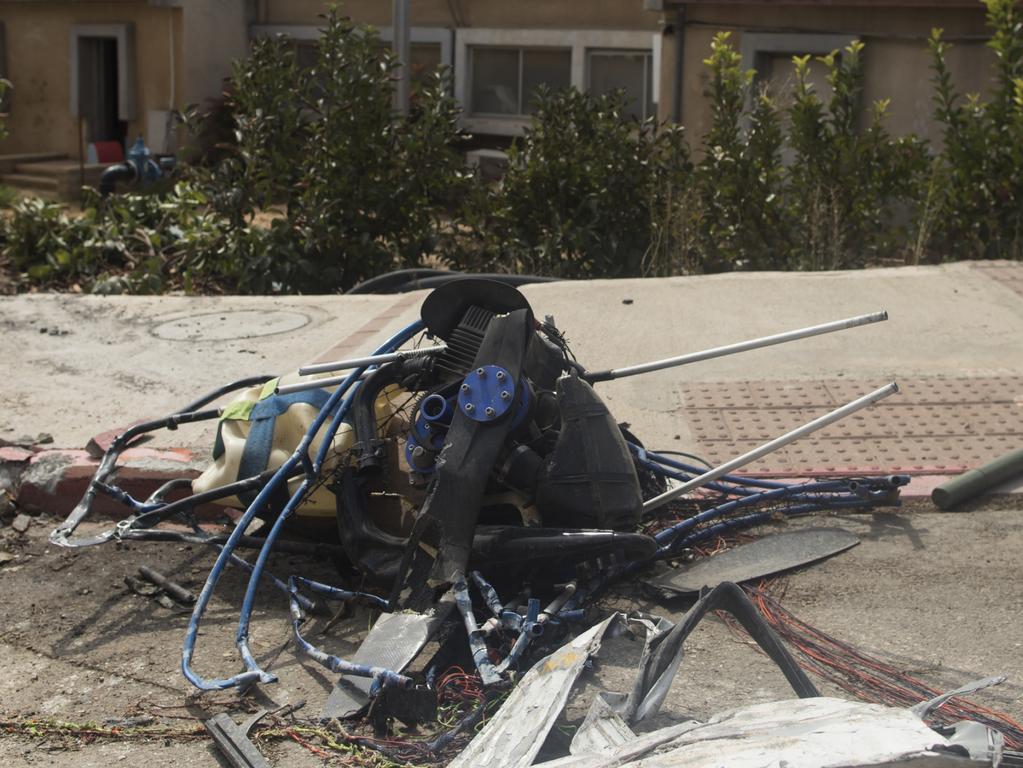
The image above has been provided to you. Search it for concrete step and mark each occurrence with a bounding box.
[0,151,66,166]
[1,173,60,191]
[13,160,102,176]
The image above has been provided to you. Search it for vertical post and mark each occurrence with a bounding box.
[672,4,685,123]
[393,0,411,116]
[78,115,86,203]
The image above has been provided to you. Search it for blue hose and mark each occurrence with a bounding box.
[181,320,424,690]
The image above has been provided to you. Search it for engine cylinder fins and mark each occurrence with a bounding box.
[420,278,533,340]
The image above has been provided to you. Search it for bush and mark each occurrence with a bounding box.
[787,41,928,269]
[692,32,788,272]
[926,0,1023,260]
[1,185,243,293]
[456,87,691,279]
[4,2,1021,295]
[190,8,469,292]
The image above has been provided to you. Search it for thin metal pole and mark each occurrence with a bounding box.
[298,345,446,376]
[587,311,887,383]
[276,372,368,396]
[393,0,411,116]
[642,382,899,513]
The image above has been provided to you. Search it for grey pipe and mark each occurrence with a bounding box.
[932,446,1023,510]
[673,4,686,123]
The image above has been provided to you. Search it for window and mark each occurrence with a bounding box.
[587,50,654,121]
[469,47,571,116]
[740,32,854,108]
[455,29,657,135]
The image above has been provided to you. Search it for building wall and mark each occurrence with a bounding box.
[260,0,659,31]
[180,0,252,107]
[263,1,995,145]
[0,0,250,158]
[676,4,993,144]
[0,0,998,158]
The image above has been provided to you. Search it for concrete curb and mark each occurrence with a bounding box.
[4,441,1020,521]
[3,445,206,518]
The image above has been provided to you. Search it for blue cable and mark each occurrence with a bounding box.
[652,480,853,551]
[181,320,424,690]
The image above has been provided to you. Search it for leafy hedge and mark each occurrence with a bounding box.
[1,0,1021,294]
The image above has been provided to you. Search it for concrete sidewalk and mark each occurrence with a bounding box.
[3,260,1023,513]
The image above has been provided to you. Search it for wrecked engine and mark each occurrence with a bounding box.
[49,277,909,714]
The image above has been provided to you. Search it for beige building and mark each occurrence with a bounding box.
[0,0,995,193]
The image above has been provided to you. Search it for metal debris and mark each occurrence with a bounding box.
[45,277,951,764]
[644,527,860,597]
[448,613,624,768]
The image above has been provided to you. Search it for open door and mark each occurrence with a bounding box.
[77,36,126,147]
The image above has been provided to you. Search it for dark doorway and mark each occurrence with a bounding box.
[78,36,126,147]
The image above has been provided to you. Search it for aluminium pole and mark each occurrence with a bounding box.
[586,311,887,383]
[642,382,899,513]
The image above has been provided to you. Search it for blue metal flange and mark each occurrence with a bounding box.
[457,365,516,422]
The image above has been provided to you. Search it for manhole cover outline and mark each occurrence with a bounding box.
[150,310,312,341]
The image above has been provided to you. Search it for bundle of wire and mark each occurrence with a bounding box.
[735,583,1023,752]
[630,445,907,559]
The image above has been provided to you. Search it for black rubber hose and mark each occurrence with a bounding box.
[346,269,562,295]
[345,268,451,294]
[393,273,562,293]
[351,360,406,472]
[98,162,137,196]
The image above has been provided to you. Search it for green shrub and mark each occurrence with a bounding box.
[787,42,927,270]
[927,0,1023,260]
[190,8,468,292]
[693,32,788,272]
[458,87,691,279]
[0,184,246,293]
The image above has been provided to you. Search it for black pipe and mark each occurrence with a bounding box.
[99,162,137,196]
[393,274,561,293]
[346,269,562,295]
[351,360,406,472]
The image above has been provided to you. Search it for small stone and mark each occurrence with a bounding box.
[0,551,15,565]
[11,513,32,533]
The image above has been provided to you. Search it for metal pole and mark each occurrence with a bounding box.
[276,372,368,396]
[587,311,887,383]
[298,345,446,376]
[393,0,411,116]
[672,4,686,124]
[642,382,899,513]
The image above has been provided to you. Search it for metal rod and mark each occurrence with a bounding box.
[275,372,367,395]
[642,382,899,513]
[138,564,196,604]
[587,311,887,383]
[298,344,446,376]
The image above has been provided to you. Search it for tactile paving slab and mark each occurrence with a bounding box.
[677,376,1023,474]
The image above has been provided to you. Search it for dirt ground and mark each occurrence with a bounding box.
[1,500,1021,767]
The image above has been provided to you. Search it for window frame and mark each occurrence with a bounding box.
[467,45,572,118]
[740,32,856,89]
[250,24,454,76]
[455,28,657,136]
[69,23,136,122]
[585,48,655,122]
